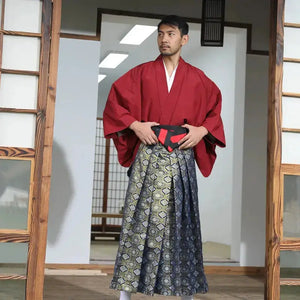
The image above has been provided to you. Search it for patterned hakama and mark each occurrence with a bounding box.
[110,143,208,296]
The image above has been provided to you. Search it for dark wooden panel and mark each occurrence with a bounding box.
[60,33,99,41]
[201,0,225,46]
[0,147,35,158]
[91,224,121,232]
[92,213,123,218]
[248,49,270,56]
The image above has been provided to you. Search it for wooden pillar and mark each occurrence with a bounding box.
[26,0,62,299]
[265,0,285,299]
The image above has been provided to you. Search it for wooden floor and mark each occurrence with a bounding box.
[44,274,265,299]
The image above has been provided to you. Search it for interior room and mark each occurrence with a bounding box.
[47,0,269,297]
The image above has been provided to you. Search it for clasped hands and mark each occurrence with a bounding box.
[129,121,208,149]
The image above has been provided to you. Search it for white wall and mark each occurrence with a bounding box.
[46,38,99,263]
[240,55,269,266]
[192,28,246,257]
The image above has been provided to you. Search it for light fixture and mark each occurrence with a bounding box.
[98,74,107,83]
[99,53,129,69]
[120,25,157,45]
[201,0,225,47]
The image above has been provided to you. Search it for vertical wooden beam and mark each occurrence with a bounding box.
[0,0,5,87]
[102,138,111,232]
[265,0,284,299]
[0,0,5,29]
[96,9,102,40]
[26,0,62,299]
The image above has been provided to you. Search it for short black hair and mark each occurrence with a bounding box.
[158,15,189,36]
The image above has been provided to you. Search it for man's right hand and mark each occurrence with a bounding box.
[129,121,159,145]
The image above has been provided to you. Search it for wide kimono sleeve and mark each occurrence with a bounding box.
[195,80,226,177]
[103,67,142,167]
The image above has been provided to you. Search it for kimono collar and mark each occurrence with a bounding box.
[154,55,188,124]
[155,54,186,67]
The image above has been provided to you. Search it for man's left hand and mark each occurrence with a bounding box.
[178,124,208,149]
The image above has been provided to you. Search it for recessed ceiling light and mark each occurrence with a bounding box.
[120,25,157,45]
[98,74,106,83]
[99,53,129,69]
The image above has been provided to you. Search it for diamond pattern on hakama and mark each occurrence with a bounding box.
[110,143,208,296]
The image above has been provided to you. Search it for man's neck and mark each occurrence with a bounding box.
[162,54,180,77]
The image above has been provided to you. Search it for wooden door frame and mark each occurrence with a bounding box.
[33,1,287,299]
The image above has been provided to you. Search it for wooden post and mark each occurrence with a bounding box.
[265,0,284,299]
[26,0,62,299]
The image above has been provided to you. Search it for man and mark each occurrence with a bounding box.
[103,15,225,300]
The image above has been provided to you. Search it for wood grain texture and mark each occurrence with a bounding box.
[0,108,38,114]
[284,58,300,63]
[0,231,30,243]
[26,0,62,299]
[0,30,41,37]
[0,147,35,158]
[0,68,40,76]
[284,22,300,28]
[282,92,300,98]
[59,32,99,40]
[0,275,26,280]
[280,278,300,286]
[281,164,300,174]
[282,128,300,133]
[280,239,300,250]
[265,0,284,299]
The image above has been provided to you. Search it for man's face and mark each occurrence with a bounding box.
[157,24,188,57]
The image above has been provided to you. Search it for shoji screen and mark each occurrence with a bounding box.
[0,0,60,299]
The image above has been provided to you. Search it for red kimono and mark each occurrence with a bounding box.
[103,55,225,177]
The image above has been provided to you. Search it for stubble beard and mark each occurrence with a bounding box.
[159,47,181,57]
